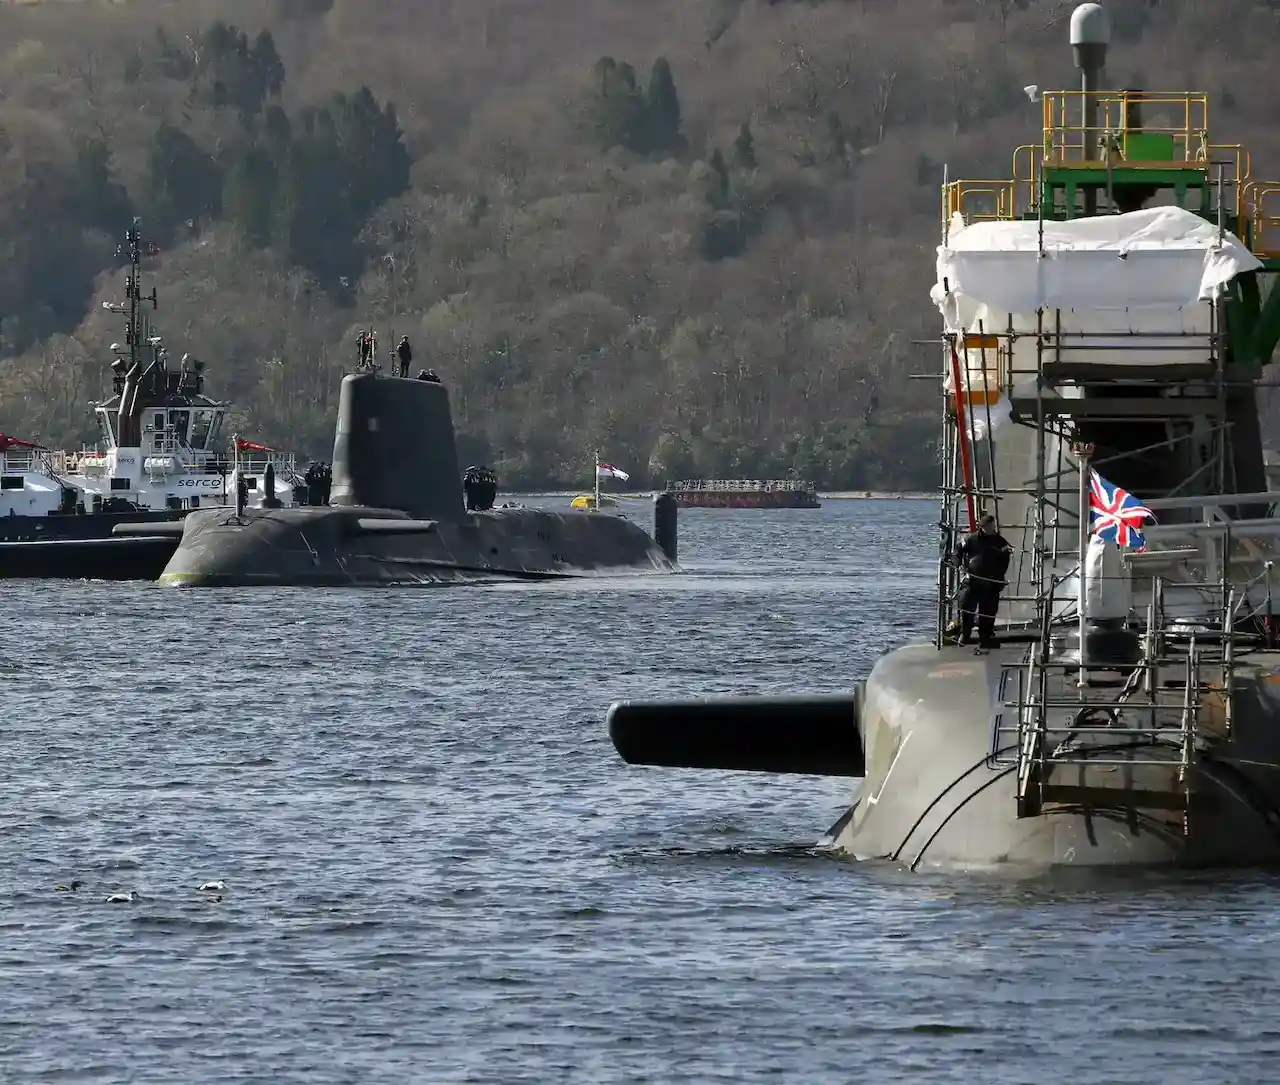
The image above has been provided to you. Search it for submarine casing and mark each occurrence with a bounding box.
[158,502,674,586]
[607,637,1280,868]
[825,640,1280,869]
[158,371,675,586]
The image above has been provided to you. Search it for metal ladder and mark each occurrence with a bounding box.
[993,582,1238,825]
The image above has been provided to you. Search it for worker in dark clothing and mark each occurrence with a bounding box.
[417,369,441,383]
[954,513,1013,650]
[396,337,412,378]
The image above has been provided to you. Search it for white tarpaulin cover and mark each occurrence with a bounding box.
[932,207,1263,439]
[932,205,1262,318]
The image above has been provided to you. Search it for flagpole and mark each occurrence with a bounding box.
[594,449,601,511]
[1076,443,1092,690]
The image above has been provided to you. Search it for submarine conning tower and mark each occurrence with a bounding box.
[601,4,1280,870]
[329,370,465,520]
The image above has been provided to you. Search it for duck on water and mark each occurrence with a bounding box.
[0,218,314,580]
[155,345,679,587]
[605,5,1280,869]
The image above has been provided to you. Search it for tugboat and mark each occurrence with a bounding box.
[605,5,1280,868]
[0,218,310,579]
[0,434,73,518]
[157,345,679,586]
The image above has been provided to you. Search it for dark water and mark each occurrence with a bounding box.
[3,498,1276,1083]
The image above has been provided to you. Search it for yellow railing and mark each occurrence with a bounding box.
[940,92,1276,241]
[1041,90,1209,167]
[1245,182,1280,258]
[1011,144,1040,211]
[1204,143,1251,223]
[943,179,1017,228]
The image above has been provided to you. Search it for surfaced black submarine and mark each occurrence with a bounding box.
[606,5,1280,869]
[155,365,677,586]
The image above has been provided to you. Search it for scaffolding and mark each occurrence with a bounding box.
[934,301,1280,823]
[933,85,1280,822]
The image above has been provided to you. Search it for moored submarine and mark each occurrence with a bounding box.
[606,5,1280,869]
[155,366,677,586]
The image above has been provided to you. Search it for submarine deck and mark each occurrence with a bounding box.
[158,503,676,586]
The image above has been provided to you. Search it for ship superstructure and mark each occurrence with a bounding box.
[58,219,303,513]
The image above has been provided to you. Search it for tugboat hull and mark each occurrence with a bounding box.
[0,510,184,580]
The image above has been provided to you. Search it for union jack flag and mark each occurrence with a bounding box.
[1089,469,1156,550]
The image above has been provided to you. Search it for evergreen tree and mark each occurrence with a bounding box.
[826,111,849,174]
[708,147,730,207]
[263,104,292,150]
[587,57,649,153]
[67,140,133,232]
[224,146,278,247]
[194,21,283,125]
[252,30,286,98]
[274,88,411,291]
[646,57,683,154]
[148,123,223,235]
[731,121,756,169]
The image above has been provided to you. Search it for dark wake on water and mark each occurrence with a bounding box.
[2,498,1275,1082]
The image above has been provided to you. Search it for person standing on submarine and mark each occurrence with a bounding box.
[954,513,1013,650]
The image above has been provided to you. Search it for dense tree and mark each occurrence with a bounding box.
[732,122,757,169]
[148,123,223,235]
[223,146,278,248]
[273,87,410,289]
[67,142,134,234]
[707,147,731,207]
[646,58,684,154]
[0,0,1276,489]
[587,57,650,153]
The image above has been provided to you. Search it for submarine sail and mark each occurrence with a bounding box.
[604,3,1280,868]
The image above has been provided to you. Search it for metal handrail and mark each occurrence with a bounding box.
[1041,90,1209,165]
[669,479,814,493]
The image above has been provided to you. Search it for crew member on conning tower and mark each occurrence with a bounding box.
[417,369,441,383]
[954,513,1012,650]
[396,336,412,378]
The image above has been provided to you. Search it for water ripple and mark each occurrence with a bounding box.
[0,499,1271,1082]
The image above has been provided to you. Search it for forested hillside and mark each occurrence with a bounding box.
[0,0,1278,488]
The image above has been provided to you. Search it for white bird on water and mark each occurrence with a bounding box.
[105,891,137,904]
[198,880,226,893]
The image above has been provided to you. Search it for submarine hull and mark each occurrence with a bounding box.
[158,504,674,586]
[158,368,677,586]
[828,641,1280,869]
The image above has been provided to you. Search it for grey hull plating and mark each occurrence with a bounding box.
[832,641,1280,869]
[158,504,674,586]
[158,368,676,586]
